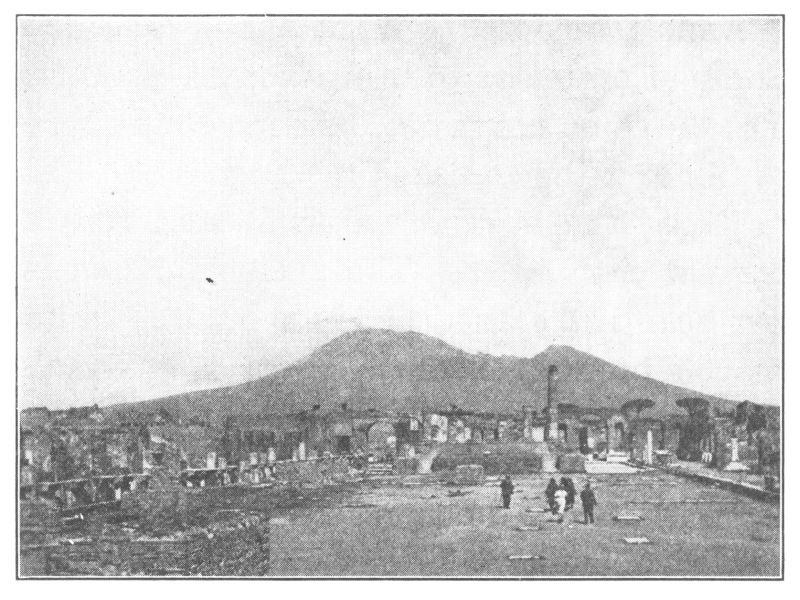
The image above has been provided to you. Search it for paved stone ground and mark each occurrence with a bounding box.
[269,469,780,577]
[585,461,641,474]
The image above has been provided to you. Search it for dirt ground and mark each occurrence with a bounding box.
[268,469,780,578]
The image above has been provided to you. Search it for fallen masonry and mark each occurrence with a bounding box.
[623,537,652,545]
[46,510,269,576]
[612,514,645,521]
[20,471,273,576]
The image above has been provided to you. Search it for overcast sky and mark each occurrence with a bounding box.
[18,16,782,409]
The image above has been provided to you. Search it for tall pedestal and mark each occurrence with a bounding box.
[541,453,557,473]
[723,437,749,473]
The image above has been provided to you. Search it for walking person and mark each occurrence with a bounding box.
[500,474,515,509]
[554,484,568,523]
[580,480,598,525]
[545,477,558,514]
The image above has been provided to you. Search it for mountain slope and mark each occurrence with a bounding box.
[107,328,737,420]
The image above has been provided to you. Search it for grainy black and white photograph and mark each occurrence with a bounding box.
[16,14,783,579]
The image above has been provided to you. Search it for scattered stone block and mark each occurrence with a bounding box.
[515,525,542,531]
[613,514,644,521]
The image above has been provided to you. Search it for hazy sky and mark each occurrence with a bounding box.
[18,16,782,408]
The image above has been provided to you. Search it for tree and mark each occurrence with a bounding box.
[746,405,767,439]
[676,397,712,461]
[735,401,752,426]
[621,398,655,421]
[676,397,710,417]
[156,407,174,424]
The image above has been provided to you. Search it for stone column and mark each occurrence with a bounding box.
[645,430,654,465]
[541,453,557,473]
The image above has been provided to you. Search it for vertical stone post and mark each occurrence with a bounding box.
[545,366,558,441]
[645,429,654,465]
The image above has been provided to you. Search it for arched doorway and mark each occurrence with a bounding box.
[364,420,396,461]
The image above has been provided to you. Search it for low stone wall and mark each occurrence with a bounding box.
[394,457,419,475]
[657,464,780,504]
[432,443,544,474]
[556,453,586,473]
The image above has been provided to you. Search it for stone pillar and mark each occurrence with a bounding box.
[548,420,559,442]
[731,437,740,463]
[645,430,654,465]
[298,441,306,461]
[541,453,557,473]
[523,406,533,440]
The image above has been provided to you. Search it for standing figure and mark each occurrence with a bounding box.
[500,474,515,509]
[545,477,558,514]
[561,476,576,512]
[554,484,568,523]
[580,480,598,524]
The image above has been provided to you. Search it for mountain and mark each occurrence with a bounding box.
[106,328,737,421]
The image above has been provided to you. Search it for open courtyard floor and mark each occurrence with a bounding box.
[269,468,780,578]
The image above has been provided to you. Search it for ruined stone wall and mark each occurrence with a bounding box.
[272,457,350,485]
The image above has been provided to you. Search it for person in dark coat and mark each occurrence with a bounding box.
[500,474,515,509]
[580,480,598,524]
[545,477,559,514]
[561,476,576,511]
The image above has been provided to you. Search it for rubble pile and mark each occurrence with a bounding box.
[25,480,273,576]
[19,500,61,576]
[47,509,270,576]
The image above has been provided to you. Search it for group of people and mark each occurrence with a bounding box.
[500,474,598,525]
